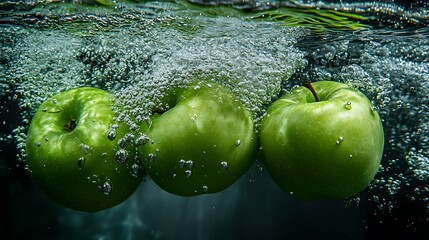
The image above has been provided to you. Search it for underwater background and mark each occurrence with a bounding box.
[1,0,429,239]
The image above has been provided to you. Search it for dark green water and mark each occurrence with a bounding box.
[1,0,429,239]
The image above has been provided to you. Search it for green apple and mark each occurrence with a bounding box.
[260,81,384,200]
[139,82,257,196]
[26,87,144,211]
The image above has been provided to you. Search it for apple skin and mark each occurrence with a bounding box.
[260,81,384,200]
[26,87,144,211]
[139,83,257,196]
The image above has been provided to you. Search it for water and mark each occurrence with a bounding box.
[1,0,429,239]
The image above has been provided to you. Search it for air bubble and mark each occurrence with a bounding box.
[186,160,193,168]
[78,157,85,169]
[124,133,135,143]
[147,153,155,163]
[102,182,112,195]
[220,161,229,170]
[184,170,192,178]
[117,138,126,149]
[349,154,353,159]
[202,185,208,192]
[336,136,344,145]
[116,149,128,164]
[35,142,41,147]
[179,159,186,168]
[42,107,47,112]
[108,130,117,141]
[235,139,241,147]
[79,143,91,155]
[146,101,155,109]
[90,174,98,184]
[107,124,119,141]
[136,134,149,146]
[131,163,139,175]
[344,101,352,110]
[52,99,57,104]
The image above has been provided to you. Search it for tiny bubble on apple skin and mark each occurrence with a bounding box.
[179,159,186,168]
[131,164,139,175]
[115,149,129,164]
[186,160,194,168]
[345,101,352,109]
[79,143,92,155]
[135,134,149,146]
[102,182,112,195]
[184,170,192,178]
[117,138,126,148]
[107,125,118,140]
[147,153,155,163]
[335,136,344,145]
[89,175,98,185]
[78,157,85,169]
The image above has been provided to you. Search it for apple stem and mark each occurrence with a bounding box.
[302,81,320,102]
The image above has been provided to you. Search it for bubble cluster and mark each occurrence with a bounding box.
[4,6,307,177]
[336,136,344,145]
[106,16,306,129]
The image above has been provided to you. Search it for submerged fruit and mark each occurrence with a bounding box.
[140,82,257,196]
[261,81,384,200]
[26,87,144,211]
